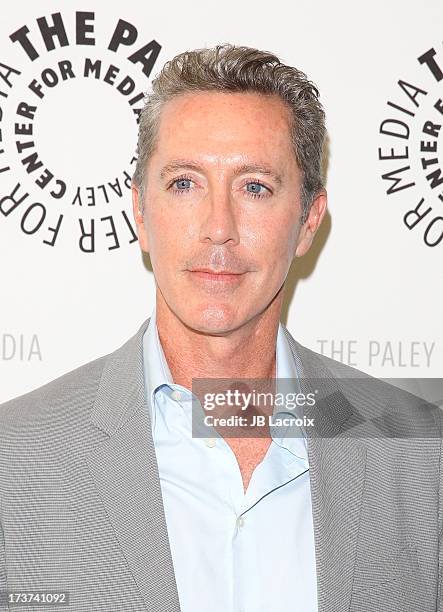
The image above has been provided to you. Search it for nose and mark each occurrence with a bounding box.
[199,184,240,246]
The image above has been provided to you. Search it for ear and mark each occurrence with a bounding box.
[131,183,149,253]
[294,189,328,258]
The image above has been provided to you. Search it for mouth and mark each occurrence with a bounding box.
[186,268,247,282]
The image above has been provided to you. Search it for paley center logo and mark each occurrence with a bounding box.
[0,11,162,252]
[378,44,443,247]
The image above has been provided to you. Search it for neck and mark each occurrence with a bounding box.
[154,289,284,391]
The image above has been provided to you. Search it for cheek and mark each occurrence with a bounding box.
[145,203,197,266]
[144,206,173,261]
[242,214,300,271]
[150,191,198,227]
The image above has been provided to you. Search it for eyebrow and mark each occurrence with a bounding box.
[159,159,283,186]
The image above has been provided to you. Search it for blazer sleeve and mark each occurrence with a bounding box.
[438,438,443,611]
[0,518,8,612]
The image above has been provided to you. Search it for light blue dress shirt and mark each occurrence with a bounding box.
[142,306,317,612]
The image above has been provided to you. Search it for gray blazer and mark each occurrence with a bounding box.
[0,317,442,611]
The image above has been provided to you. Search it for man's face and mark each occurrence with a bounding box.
[133,91,326,334]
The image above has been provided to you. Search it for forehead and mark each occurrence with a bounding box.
[153,91,295,163]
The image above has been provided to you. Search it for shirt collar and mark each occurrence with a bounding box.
[274,321,308,459]
[275,319,300,386]
[143,304,308,459]
[143,305,174,430]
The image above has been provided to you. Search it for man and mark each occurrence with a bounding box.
[0,44,442,612]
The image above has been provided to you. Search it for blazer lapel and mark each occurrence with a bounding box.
[283,326,367,612]
[85,317,181,612]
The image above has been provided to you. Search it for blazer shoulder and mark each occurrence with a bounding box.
[290,335,442,427]
[0,352,108,430]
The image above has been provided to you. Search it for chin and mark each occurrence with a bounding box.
[184,304,243,335]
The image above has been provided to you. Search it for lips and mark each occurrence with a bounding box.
[190,268,243,275]
[188,268,246,282]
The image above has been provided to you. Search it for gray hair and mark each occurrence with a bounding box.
[133,43,326,223]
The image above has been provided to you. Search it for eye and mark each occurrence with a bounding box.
[166,175,197,196]
[246,182,265,194]
[172,177,194,191]
[245,181,271,198]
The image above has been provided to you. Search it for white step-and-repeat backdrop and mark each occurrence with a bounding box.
[1,0,441,403]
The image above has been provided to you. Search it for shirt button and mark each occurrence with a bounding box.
[171,390,182,401]
[204,438,216,448]
[236,516,245,528]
